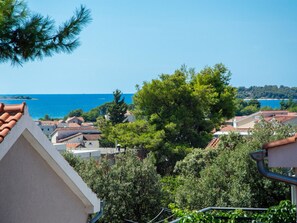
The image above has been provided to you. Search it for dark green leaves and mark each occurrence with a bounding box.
[0,0,91,65]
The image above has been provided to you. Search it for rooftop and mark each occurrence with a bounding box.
[0,103,25,143]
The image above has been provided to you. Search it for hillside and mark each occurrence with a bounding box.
[237,85,297,99]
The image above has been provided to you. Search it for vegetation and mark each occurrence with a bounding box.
[237,85,297,99]
[124,64,237,174]
[65,90,129,123]
[39,114,54,121]
[59,64,297,221]
[107,89,128,125]
[171,200,296,223]
[235,98,262,116]
[174,119,293,210]
[0,0,91,65]
[134,64,236,148]
[0,95,32,100]
[63,151,162,223]
[280,98,297,112]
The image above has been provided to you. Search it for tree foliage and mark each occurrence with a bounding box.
[63,151,162,223]
[237,85,297,99]
[174,119,294,210]
[108,89,128,125]
[235,99,261,116]
[129,64,237,174]
[134,64,236,148]
[171,200,296,223]
[0,0,91,65]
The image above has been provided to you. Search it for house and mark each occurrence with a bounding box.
[0,103,101,223]
[214,110,297,137]
[35,120,59,139]
[263,134,297,168]
[66,116,85,125]
[51,126,100,144]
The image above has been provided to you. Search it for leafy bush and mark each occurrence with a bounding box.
[256,200,296,223]
[170,200,296,223]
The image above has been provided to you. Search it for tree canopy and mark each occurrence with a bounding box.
[63,151,162,223]
[174,119,294,210]
[237,85,297,99]
[134,64,237,149]
[0,0,91,65]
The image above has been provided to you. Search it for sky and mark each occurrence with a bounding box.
[1,0,297,94]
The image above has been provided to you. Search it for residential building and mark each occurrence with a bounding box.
[0,103,101,223]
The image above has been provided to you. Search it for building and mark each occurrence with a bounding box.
[0,103,101,223]
[214,110,297,137]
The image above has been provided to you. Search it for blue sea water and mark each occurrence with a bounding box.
[0,94,283,120]
[258,99,283,109]
[0,94,134,120]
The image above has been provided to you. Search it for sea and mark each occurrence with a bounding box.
[0,94,283,120]
[0,94,134,120]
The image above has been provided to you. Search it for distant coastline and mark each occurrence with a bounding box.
[0,95,34,100]
[244,98,289,100]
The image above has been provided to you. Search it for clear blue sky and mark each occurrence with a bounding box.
[1,0,297,94]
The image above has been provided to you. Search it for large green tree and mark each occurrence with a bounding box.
[0,0,91,65]
[134,64,237,149]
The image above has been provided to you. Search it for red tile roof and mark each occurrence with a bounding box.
[83,133,101,141]
[206,138,220,148]
[264,115,297,123]
[263,133,297,150]
[0,103,26,143]
[66,143,84,149]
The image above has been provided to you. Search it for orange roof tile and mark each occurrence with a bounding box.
[263,133,297,150]
[206,138,220,148]
[83,133,101,141]
[0,103,25,143]
[68,123,81,128]
[264,116,297,123]
[66,143,84,149]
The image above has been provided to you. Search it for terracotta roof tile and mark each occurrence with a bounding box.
[206,138,220,148]
[68,123,81,128]
[83,133,101,141]
[220,125,235,131]
[263,133,297,150]
[66,143,84,149]
[0,103,25,143]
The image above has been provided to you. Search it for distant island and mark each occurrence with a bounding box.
[0,95,33,100]
[237,85,297,99]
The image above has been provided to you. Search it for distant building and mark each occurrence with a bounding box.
[65,116,85,125]
[214,110,297,137]
[35,120,58,139]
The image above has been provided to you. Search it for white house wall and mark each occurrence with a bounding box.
[0,135,88,223]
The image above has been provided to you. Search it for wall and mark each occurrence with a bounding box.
[0,136,88,223]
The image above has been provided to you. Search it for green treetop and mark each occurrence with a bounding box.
[0,0,91,65]
[134,64,237,149]
[108,89,128,125]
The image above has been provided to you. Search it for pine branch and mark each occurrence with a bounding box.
[0,1,91,65]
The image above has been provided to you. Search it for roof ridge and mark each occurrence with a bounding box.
[262,134,297,149]
[0,102,26,114]
[0,103,26,143]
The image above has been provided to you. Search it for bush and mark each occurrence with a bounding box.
[170,200,296,223]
